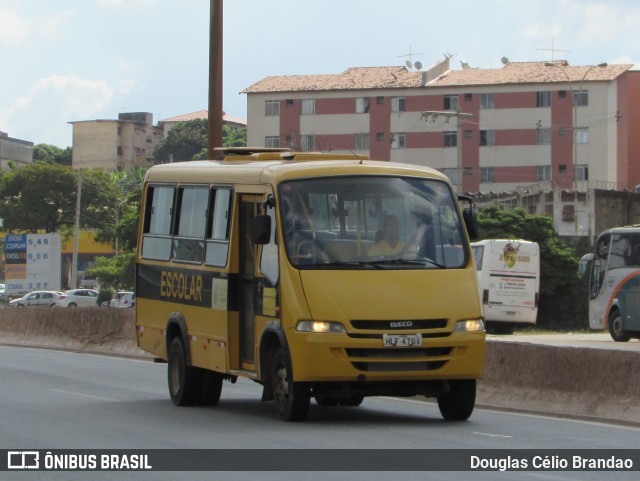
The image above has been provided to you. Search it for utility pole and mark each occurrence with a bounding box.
[208,0,223,158]
[421,110,473,195]
[71,174,81,289]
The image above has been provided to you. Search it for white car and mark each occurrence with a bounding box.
[0,283,5,299]
[55,289,100,308]
[9,290,63,307]
[110,291,135,308]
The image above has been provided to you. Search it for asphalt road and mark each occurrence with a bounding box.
[1,345,639,481]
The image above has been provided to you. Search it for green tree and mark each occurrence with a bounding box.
[88,252,135,291]
[0,164,118,234]
[153,119,208,162]
[33,144,72,165]
[477,206,587,328]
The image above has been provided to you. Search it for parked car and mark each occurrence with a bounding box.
[8,290,63,307]
[54,289,100,308]
[0,283,5,300]
[110,291,135,308]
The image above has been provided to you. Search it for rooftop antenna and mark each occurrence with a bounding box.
[398,45,424,69]
[536,36,570,61]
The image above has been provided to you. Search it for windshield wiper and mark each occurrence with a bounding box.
[366,258,446,269]
[317,260,385,269]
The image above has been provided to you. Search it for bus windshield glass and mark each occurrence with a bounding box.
[279,175,467,269]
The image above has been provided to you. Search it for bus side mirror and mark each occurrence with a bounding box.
[458,196,479,240]
[253,215,271,245]
[578,253,593,277]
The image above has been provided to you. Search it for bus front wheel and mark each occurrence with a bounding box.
[437,379,476,421]
[608,310,631,342]
[272,348,310,421]
[167,337,201,406]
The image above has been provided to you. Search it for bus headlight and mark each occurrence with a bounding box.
[296,320,346,333]
[454,319,485,332]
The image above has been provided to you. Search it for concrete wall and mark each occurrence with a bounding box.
[1,308,638,424]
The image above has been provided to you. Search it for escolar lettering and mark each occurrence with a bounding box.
[160,271,203,302]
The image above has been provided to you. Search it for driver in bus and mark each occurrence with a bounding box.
[369,215,406,257]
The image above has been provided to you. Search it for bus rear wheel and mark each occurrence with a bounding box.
[608,310,631,342]
[272,348,310,421]
[167,337,201,406]
[437,379,476,421]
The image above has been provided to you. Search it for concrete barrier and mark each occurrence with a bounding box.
[1,307,638,424]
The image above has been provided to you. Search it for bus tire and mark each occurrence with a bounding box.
[272,348,310,421]
[437,379,476,421]
[199,371,224,406]
[608,310,631,342]
[167,337,201,406]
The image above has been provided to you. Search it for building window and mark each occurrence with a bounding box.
[356,97,370,113]
[391,96,406,112]
[390,133,405,149]
[464,93,472,101]
[559,164,567,174]
[265,100,280,116]
[464,130,473,139]
[464,167,472,176]
[300,135,315,151]
[444,95,459,111]
[480,167,495,183]
[355,133,369,150]
[301,99,315,115]
[537,165,551,181]
[559,127,567,136]
[265,136,279,148]
[443,168,458,185]
[573,90,588,106]
[480,93,495,109]
[558,90,567,99]
[479,130,495,146]
[286,99,294,107]
[376,133,384,142]
[575,127,589,144]
[536,128,551,144]
[537,91,551,107]
[443,131,457,147]
[575,164,589,181]
[376,96,384,104]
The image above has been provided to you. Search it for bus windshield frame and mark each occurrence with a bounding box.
[278,175,468,270]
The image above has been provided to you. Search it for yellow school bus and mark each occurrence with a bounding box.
[135,148,485,421]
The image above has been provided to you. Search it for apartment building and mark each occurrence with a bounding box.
[69,112,163,170]
[70,110,247,170]
[0,131,33,171]
[242,58,640,195]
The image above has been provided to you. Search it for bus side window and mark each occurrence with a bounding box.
[206,188,232,266]
[172,186,208,263]
[141,185,175,261]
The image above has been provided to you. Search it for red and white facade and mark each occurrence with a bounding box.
[243,59,640,195]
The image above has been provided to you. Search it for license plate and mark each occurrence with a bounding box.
[382,333,422,347]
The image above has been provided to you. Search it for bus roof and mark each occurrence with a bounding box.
[598,225,640,236]
[145,152,450,185]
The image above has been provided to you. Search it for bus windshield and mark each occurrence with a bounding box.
[279,175,467,269]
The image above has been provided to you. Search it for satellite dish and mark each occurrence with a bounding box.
[501,56,510,65]
[414,61,423,71]
[405,60,412,69]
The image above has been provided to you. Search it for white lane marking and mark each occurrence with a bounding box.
[50,389,119,402]
[472,431,512,438]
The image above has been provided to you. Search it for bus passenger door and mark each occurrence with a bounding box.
[238,195,261,369]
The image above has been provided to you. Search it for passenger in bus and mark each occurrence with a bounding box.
[368,215,406,257]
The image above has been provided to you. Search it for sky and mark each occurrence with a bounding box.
[2,0,640,149]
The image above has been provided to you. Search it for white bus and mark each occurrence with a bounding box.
[580,226,640,342]
[471,239,540,334]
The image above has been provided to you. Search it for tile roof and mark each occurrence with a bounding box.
[160,110,246,126]
[242,62,634,94]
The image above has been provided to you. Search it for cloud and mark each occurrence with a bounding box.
[1,74,136,147]
[0,7,30,43]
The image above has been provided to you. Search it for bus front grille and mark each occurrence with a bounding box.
[351,319,447,330]
[346,347,452,372]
